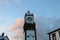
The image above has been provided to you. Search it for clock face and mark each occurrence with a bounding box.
[26,16,33,23]
[26,30,35,40]
[27,17,32,21]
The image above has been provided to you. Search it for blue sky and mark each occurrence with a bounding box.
[0,0,60,40]
[0,0,60,18]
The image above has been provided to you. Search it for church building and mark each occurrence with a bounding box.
[48,28,60,40]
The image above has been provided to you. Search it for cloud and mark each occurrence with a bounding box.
[8,16,60,40]
[8,18,24,40]
[0,0,21,8]
[14,0,21,3]
[0,0,15,9]
[8,17,53,40]
[35,17,55,40]
[0,0,11,6]
[9,18,24,30]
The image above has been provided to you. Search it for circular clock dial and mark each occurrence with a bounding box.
[27,17,32,21]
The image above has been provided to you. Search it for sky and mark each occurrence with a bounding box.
[0,0,60,40]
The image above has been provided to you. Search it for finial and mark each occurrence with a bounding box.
[27,11,30,13]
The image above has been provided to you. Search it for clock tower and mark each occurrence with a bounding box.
[23,11,37,40]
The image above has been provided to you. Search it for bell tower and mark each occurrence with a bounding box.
[23,11,37,40]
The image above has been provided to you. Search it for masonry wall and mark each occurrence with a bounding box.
[49,30,60,40]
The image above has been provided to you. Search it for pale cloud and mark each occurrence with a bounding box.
[0,27,3,33]
[8,18,24,40]
[0,0,13,9]
[14,0,21,3]
[9,18,24,31]
[0,0,10,5]
[0,0,21,8]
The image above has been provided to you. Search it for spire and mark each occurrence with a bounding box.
[2,32,4,36]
